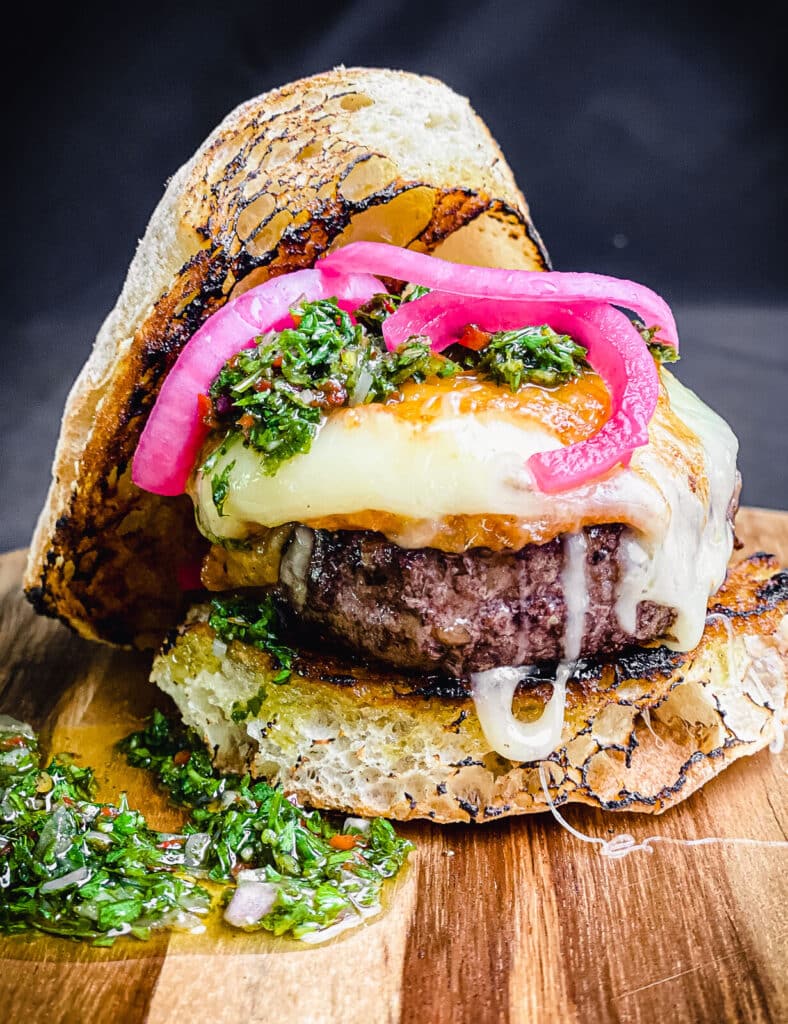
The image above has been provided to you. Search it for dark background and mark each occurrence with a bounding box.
[3,1,786,550]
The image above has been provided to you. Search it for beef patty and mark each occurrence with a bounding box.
[276,524,675,675]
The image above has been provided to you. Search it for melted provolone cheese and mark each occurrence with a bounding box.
[278,526,314,612]
[538,764,788,858]
[614,373,738,652]
[561,531,589,662]
[470,532,589,763]
[470,666,564,763]
[195,409,565,539]
[192,368,739,765]
[194,372,701,550]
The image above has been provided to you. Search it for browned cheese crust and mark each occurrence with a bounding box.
[24,68,549,648]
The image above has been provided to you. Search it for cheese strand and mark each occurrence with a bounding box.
[538,765,788,859]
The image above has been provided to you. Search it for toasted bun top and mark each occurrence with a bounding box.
[24,67,549,647]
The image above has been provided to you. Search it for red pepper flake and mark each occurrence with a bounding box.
[173,750,190,766]
[329,834,358,851]
[238,413,255,431]
[99,806,116,818]
[197,392,222,430]
[0,735,27,750]
[272,355,283,368]
[197,393,213,422]
[320,379,348,407]
[158,838,184,849]
[254,378,272,392]
[459,324,491,351]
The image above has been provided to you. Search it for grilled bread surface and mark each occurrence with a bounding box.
[152,555,788,822]
[24,67,548,647]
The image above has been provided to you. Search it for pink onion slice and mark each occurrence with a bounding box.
[321,241,677,349]
[224,880,279,928]
[527,304,659,491]
[383,292,659,492]
[132,268,384,496]
[176,559,204,592]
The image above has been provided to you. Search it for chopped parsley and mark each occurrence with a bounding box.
[208,594,293,683]
[637,324,680,363]
[647,340,680,363]
[120,709,229,807]
[353,284,429,334]
[1,712,413,945]
[616,309,681,364]
[210,459,235,516]
[230,686,268,724]
[0,716,210,944]
[123,711,414,937]
[202,291,682,496]
[453,324,590,390]
[205,297,457,480]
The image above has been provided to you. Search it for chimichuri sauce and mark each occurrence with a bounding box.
[0,712,412,946]
[200,290,595,506]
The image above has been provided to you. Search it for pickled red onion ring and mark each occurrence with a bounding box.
[383,292,659,492]
[132,268,384,496]
[176,559,204,592]
[321,241,677,349]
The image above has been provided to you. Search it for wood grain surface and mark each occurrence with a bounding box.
[1,507,786,1024]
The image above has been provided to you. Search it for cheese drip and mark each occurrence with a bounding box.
[193,372,735,586]
[193,370,738,764]
[538,765,788,858]
[470,532,589,763]
[615,373,738,651]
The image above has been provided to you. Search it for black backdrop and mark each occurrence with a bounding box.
[3,1,786,548]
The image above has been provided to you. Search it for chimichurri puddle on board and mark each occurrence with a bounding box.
[0,711,413,948]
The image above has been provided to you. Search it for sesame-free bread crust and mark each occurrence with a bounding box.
[24,67,548,648]
[152,555,788,822]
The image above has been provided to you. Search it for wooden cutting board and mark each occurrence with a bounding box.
[1,507,786,1024]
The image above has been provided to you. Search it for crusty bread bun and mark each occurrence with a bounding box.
[24,67,548,648]
[25,67,786,825]
[152,555,787,822]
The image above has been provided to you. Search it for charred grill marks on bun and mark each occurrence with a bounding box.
[25,68,787,823]
[170,272,741,768]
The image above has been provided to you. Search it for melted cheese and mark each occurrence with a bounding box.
[194,371,703,550]
[538,764,788,858]
[196,406,564,537]
[470,666,565,763]
[192,368,739,765]
[561,531,589,662]
[193,372,607,541]
[614,373,738,652]
[469,532,589,763]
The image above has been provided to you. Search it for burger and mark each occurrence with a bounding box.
[25,68,787,823]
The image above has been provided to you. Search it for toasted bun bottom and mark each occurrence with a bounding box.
[151,556,787,823]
